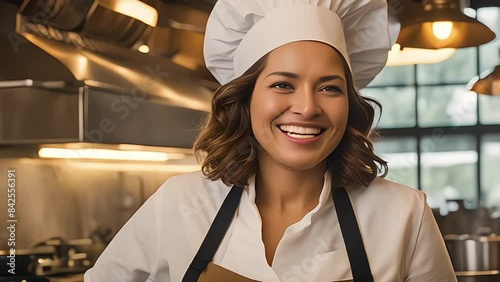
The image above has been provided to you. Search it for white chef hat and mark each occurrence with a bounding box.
[204,0,399,90]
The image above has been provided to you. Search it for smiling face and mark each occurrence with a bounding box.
[250,41,350,172]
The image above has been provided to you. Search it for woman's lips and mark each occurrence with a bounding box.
[283,132,322,144]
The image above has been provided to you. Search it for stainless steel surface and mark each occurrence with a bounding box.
[0,0,213,148]
[78,1,149,46]
[1,24,213,111]
[456,270,500,276]
[19,0,96,31]
[162,18,205,33]
[457,271,500,282]
[0,82,207,147]
[0,157,185,250]
[0,2,205,279]
[0,1,216,108]
[18,0,150,46]
[445,234,500,272]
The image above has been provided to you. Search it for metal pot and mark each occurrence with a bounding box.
[445,234,500,272]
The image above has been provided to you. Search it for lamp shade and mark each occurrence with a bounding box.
[397,2,495,49]
[469,65,500,96]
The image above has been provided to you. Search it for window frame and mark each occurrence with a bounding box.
[370,46,500,207]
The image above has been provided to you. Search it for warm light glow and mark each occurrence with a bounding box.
[432,21,454,40]
[38,148,185,162]
[66,162,201,172]
[73,56,89,78]
[99,0,158,27]
[17,158,200,173]
[387,44,455,66]
[138,44,150,53]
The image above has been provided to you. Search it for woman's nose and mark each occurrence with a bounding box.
[290,88,322,119]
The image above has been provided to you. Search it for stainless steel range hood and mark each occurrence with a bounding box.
[0,0,213,149]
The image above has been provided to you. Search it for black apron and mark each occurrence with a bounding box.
[183,185,373,282]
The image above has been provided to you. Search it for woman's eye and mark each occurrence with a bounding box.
[320,86,343,93]
[271,83,293,90]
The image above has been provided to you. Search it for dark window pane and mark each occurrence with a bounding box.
[479,95,500,124]
[481,134,500,208]
[373,137,418,189]
[420,135,477,208]
[418,85,477,127]
[417,48,477,85]
[368,65,415,87]
[361,87,416,128]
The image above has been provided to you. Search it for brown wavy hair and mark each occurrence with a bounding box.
[194,55,388,188]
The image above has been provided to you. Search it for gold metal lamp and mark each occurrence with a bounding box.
[468,66,500,96]
[397,0,496,49]
[468,47,500,96]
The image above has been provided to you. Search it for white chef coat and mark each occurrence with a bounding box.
[84,170,457,282]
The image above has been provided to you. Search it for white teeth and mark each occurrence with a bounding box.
[278,125,321,135]
[286,132,317,138]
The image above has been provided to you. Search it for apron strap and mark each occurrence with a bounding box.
[182,185,244,282]
[333,187,374,282]
[183,184,373,282]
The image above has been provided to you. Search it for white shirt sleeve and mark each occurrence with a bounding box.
[84,186,164,282]
[405,195,457,282]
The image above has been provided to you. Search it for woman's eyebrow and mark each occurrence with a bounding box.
[266,71,299,79]
[265,71,345,83]
[318,75,346,84]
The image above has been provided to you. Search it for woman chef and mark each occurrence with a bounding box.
[85,0,457,281]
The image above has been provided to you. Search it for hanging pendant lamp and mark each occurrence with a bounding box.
[468,65,500,96]
[397,0,495,49]
[468,48,500,96]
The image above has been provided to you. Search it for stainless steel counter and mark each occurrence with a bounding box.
[457,270,500,282]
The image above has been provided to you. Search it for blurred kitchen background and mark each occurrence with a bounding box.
[1,0,500,281]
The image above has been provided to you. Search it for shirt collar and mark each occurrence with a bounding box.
[244,170,333,226]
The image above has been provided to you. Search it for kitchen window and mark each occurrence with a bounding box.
[363,7,500,209]
[481,134,500,208]
[373,137,418,189]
